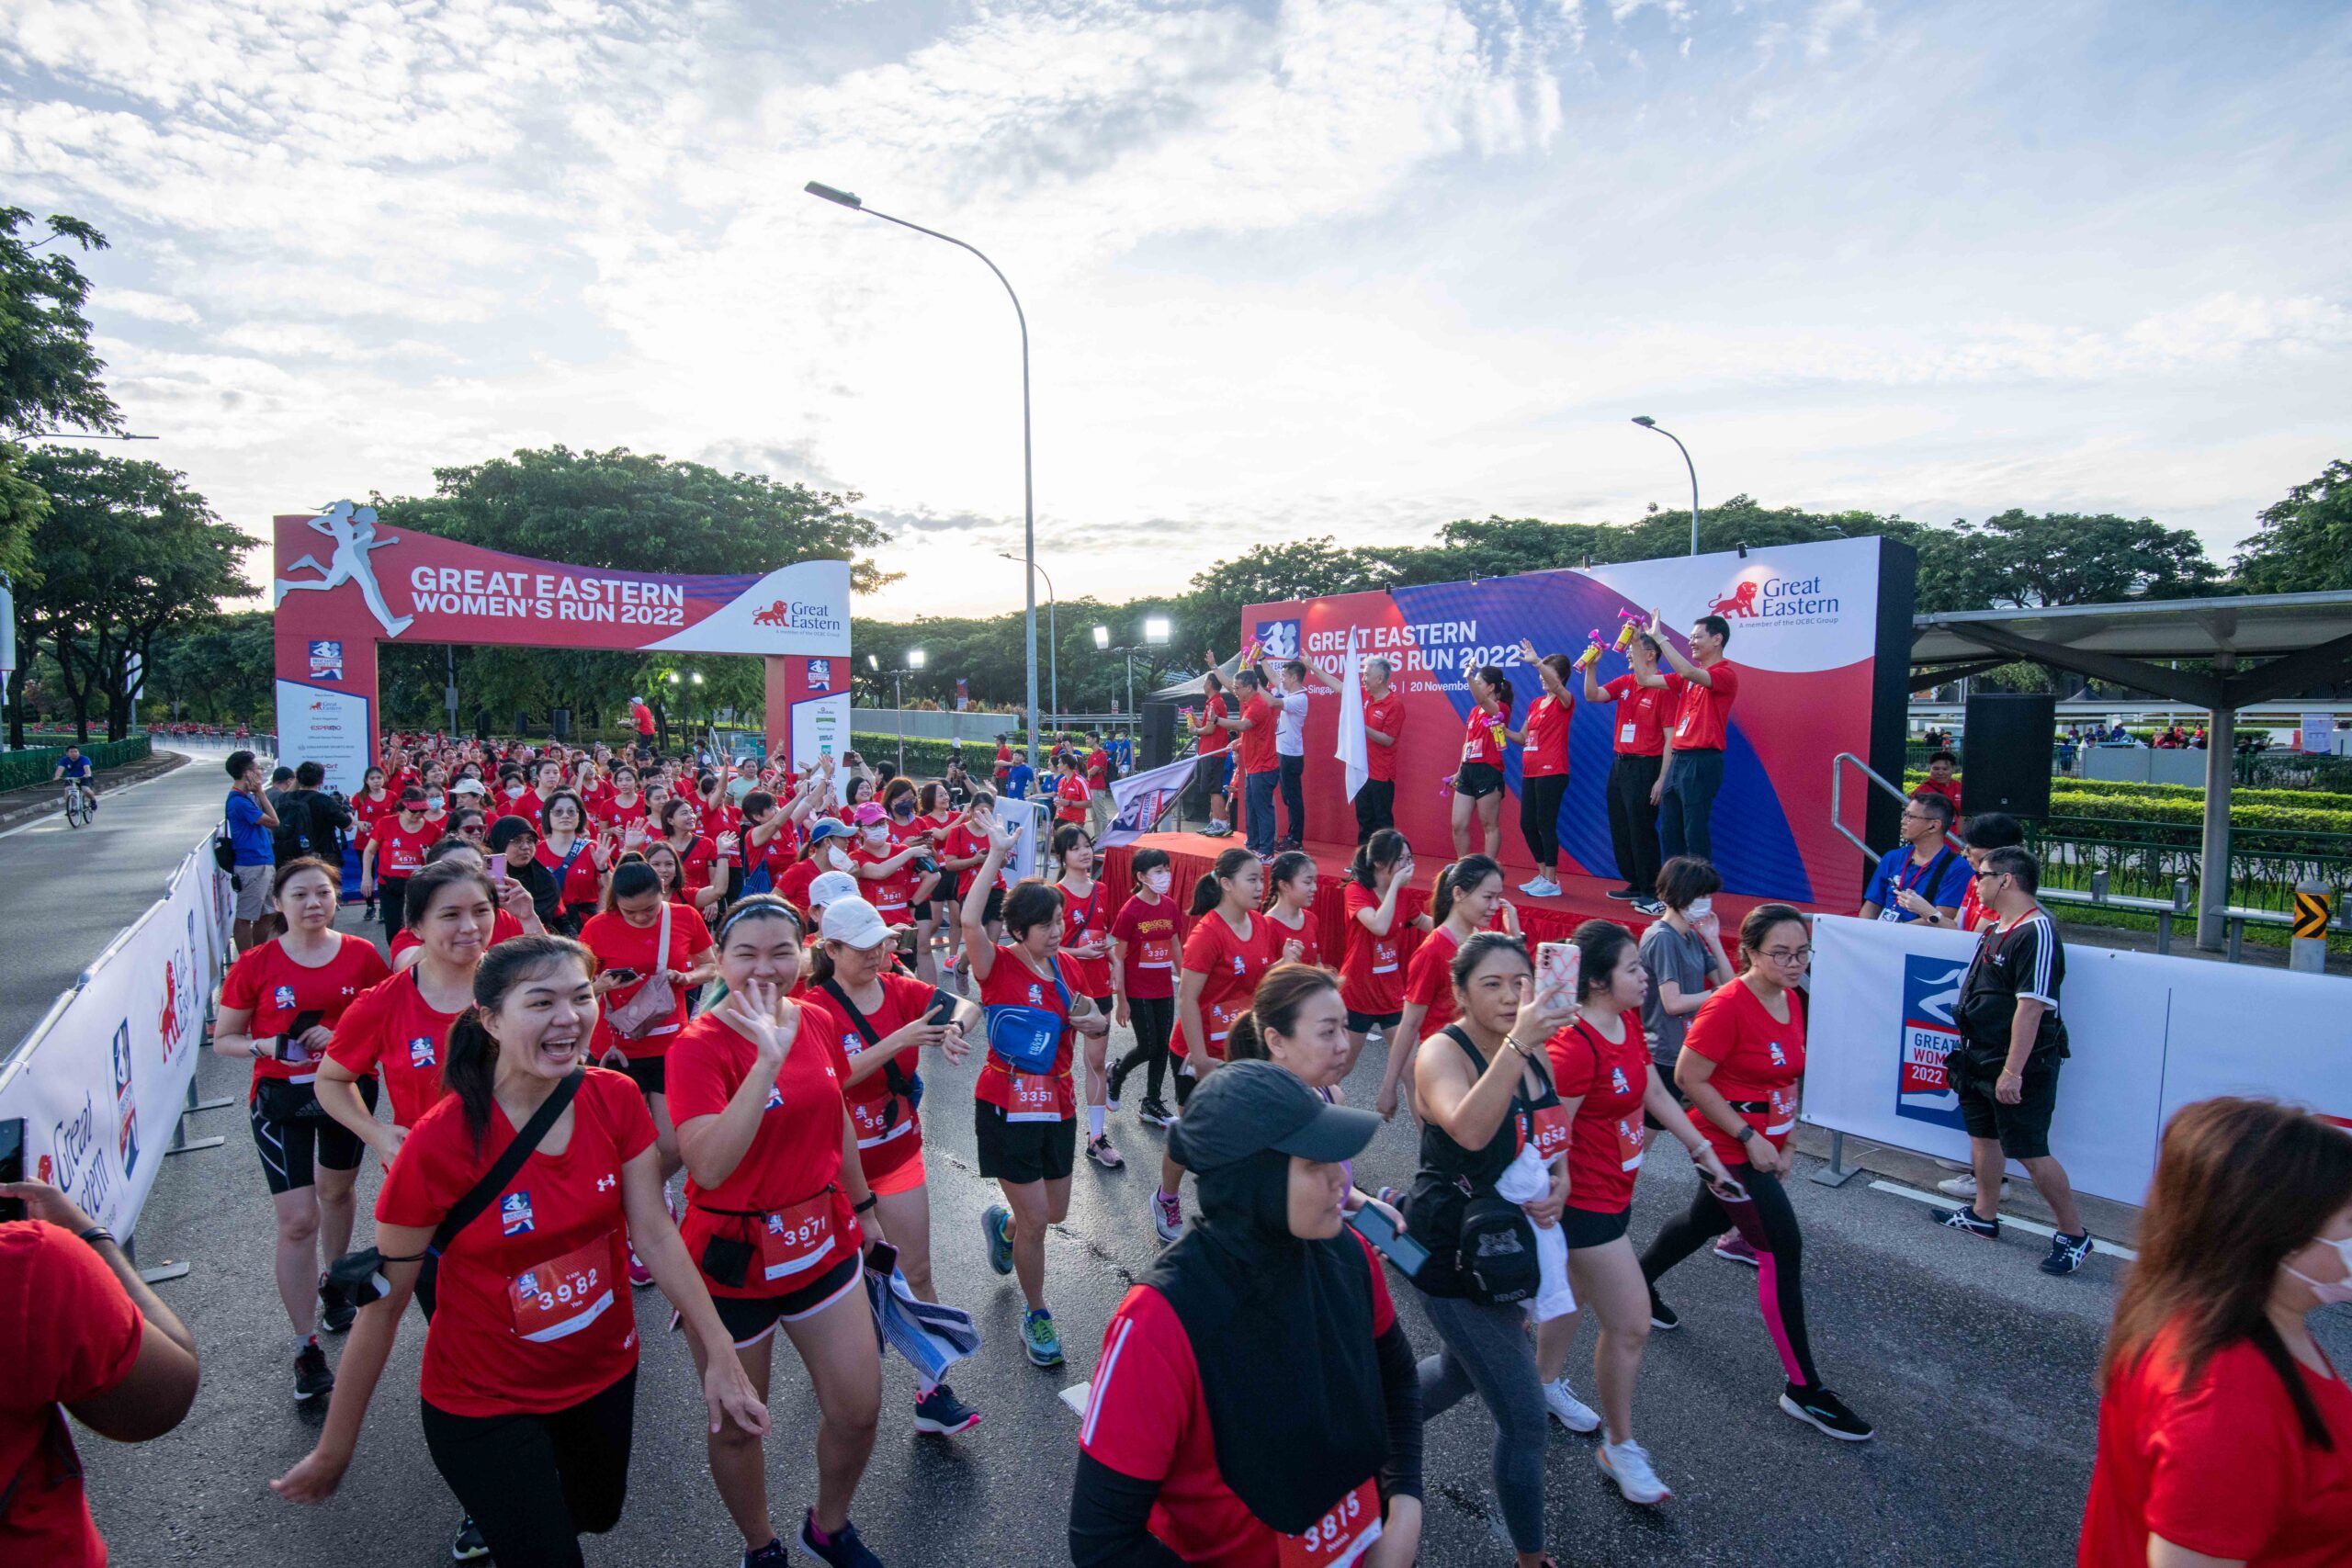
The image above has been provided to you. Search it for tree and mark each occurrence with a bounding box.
[0,209,122,437]
[1958,509,2219,607]
[1181,538,1402,664]
[145,610,279,726]
[17,449,254,739]
[2233,460,2352,594]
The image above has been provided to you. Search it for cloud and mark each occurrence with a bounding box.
[96,287,198,324]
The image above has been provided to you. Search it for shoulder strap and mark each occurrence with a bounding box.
[430,1069,583,1258]
[820,976,915,1099]
[557,840,588,883]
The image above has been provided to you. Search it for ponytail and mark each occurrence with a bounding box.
[1349,829,1408,889]
[1190,847,1257,919]
[1224,963,1339,1064]
[1477,664,1515,713]
[1430,854,1500,926]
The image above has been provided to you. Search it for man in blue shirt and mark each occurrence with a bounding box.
[1859,791,1970,925]
[51,744,96,819]
[1004,755,1035,801]
[224,750,280,952]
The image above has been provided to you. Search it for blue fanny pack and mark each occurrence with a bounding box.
[985,969,1074,1075]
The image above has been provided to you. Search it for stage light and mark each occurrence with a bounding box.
[908,649,927,670]
[1092,626,1111,650]
[1143,616,1171,646]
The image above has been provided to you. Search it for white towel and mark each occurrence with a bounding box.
[1494,1145,1575,1324]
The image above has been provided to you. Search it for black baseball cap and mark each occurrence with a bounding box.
[1170,1060,1381,1170]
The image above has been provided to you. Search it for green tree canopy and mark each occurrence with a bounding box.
[1954,509,2220,606]
[0,209,121,437]
[2233,460,2352,594]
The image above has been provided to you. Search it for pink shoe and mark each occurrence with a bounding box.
[1713,1232,1759,1267]
[628,1243,654,1288]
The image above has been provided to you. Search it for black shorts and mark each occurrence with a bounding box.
[250,1077,375,1196]
[709,1255,863,1347]
[1345,1010,1402,1034]
[1456,761,1506,800]
[1561,1204,1632,1249]
[974,1100,1076,1185]
[934,874,964,906]
[621,1055,667,1096]
[982,884,1006,926]
[1954,1054,2062,1160]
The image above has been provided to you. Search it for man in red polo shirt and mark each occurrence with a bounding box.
[1355,657,1407,844]
[1216,669,1279,860]
[1585,631,1683,912]
[1645,608,1739,864]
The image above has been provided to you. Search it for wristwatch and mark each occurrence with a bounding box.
[1736,1124,1759,1144]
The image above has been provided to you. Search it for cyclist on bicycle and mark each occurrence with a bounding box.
[54,744,96,819]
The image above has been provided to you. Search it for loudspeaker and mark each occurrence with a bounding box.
[514,710,531,738]
[1961,694,2056,821]
[550,707,572,741]
[475,710,492,742]
[1140,700,1177,771]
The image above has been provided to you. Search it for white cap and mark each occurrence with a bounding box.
[805,870,862,910]
[450,778,487,796]
[818,895,894,949]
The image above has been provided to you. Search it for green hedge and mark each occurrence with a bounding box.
[0,737,152,793]
[2047,790,2352,838]
[2053,777,2352,813]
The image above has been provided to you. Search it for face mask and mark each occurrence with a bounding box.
[825,845,853,871]
[891,801,913,818]
[1144,870,1173,896]
[1687,897,1713,919]
[2286,1235,2352,1304]
[506,784,525,798]
[862,827,888,846]
[426,793,445,809]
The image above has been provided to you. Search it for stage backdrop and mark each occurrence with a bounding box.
[1242,537,1912,910]
[271,502,852,786]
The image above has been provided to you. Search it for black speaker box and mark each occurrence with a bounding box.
[1140,700,1177,771]
[1962,694,2056,821]
[550,707,572,740]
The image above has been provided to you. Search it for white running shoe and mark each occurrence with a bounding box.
[1935,1173,2010,1200]
[1543,1376,1601,1434]
[1151,1190,1184,1244]
[1598,1438,1670,1505]
[1518,876,1552,896]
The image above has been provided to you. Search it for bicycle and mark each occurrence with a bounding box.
[62,781,95,829]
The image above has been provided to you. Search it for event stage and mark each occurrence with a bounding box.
[1100,829,1829,964]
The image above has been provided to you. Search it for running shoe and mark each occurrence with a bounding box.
[982,1203,1014,1276]
[1713,1233,1760,1266]
[1646,1289,1679,1331]
[1204,821,1232,837]
[913,1382,982,1436]
[2041,1231,2095,1276]
[1780,1383,1874,1441]
[1152,1190,1184,1244]
[293,1340,334,1402]
[1543,1376,1601,1434]
[1598,1438,1671,1505]
[1136,1093,1176,1129]
[1518,877,1560,897]
[450,1517,489,1562]
[1935,1172,2011,1200]
[1934,1204,2000,1239]
[1606,887,1642,902]
[1632,897,1667,917]
[628,1241,654,1288]
[741,1538,788,1568]
[317,1273,355,1335]
[800,1511,883,1568]
[1023,1307,1065,1367]
[1107,1054,1134,1107]
[1088,1134,1125,1170]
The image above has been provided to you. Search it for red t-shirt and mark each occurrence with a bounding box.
[994,744,1013,782]
[220,934,392,1097]
[1058,877,1116,998]
[1086,749,1111,790]
[351,790,399,844]
[666,1010,863,1299]
[1263,908,1320,971]
[1600,673,1683,758]
[596,794,650,832]
[775,858,822,915]
[742,819,798,886]
[1055,773,1092,826]
[1080,1230,1396,1568]
[1546,1015,1652,1215]
[537,840,605,912]
[1669,660,1740,752]
[1521,693,1572,779]
[668,834,718,896]
[372,816,443,877]
[795,975,939,1186]
[976,947,1085,1120]
[1681,980,1805,1164]
[1401,925,1464,1037]
[2081,1327,2352,1568]
[1237,695,1277,775]
[1363,690,1406,783]
[1958,877,1995,933]
[1915,777,1962,815]
[1175,910,1273,1060]
[0,1222,143,1568]
[390,908,527,962]
[327,968,465,1128]
[1112,893,1182,1000]
[1340,881,1408,1017]
[579,907,708,1057]
[377,1068,654,1416]
[853,842,921,923]
[1459,705,1509,769]
[1197,694,1231,757]
[497,791,545,830]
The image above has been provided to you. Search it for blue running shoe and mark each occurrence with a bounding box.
[982,1204,1014,1276]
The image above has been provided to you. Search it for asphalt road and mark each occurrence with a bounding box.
[47,768,2349,1566]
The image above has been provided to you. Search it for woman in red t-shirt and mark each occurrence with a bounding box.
[1340,829,1431,1080]
[1445,665,1516,858]
[1107,848,1182,1125]
[1262,850,1321,968]
[1511,644,1576,898]
[271,937,763,1568]
[656,797,724,921]
[2080,1098,2352,1568]
[536,790,608,935]
[1537,920,1736,1506]
[350,765,396,919]
[1051,753,1091,829]
[213,857,391,1393]
[1052,824,1123,1171]
[959,823,1113,1372]
[1188,671,1235,837]
[1636,904,1872,1443]
[1378,854,1510,1122]
[596,764,649,835]
[668,897,899,1562]
[848,801,933,958]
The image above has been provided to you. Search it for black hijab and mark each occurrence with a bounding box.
[1137,1145,1385,1534]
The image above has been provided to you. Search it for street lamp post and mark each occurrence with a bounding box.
[805,181,1042,773]
[894,648,927,774]
[1001,552,1057,734]
[1632,415,1701,557]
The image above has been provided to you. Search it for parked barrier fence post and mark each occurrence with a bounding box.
[1811,1129,1860,1188]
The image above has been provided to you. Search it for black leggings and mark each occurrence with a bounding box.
[379,876,410,945]
[1114,995,1177,1099]
[1639,1163,1820,1390]
[419,1368,637,1568]
[1520,773,1567,869]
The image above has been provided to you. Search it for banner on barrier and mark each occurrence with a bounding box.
[0,840,230,1237]
[1804,915,2350,1206]
[1102,755,1197,847]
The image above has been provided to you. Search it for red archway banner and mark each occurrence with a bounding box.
[270,502,853,783]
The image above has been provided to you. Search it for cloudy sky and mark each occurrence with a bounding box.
[6,0,2346,619]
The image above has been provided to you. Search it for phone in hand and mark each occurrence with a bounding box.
[0,1117,26,1222]
[1348,1203,1430,1278]
[488,852,507,882]
[279,1010,325,1061]
[1535,942,1578,1003]
[1709,1175,1752,1204]
[605,967,639,985]
[925,991,959,1026]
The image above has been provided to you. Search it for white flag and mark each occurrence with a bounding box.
[1337,626,1369,801]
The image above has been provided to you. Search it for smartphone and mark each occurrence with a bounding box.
[0,1117,26,1222]
[1348,1204,1430,1278]
[924,991,959,1026]
[605,967,639,985]
[488,852,507,882]
[279,1010,325,1061]
[1535,942,1578,1002]
[1709,1176,1752,1204]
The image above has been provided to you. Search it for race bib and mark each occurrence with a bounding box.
[1007,1071,1061,1123]
[1139,935,1174,968]
[760,1194,838,1282]
[1614,1115,1646,1174]
[507,1235,616,1343]
[1277,1480,1382,1568]
[850,1095,911,1150]
[1370,938,1398,975]
[1766,1087,1797,1137]
[1205,998,1243,1051]
[1525,1103,1570,1163]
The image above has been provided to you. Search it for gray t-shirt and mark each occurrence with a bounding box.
[1639,919,1717,1072]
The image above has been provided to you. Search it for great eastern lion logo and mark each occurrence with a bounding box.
[752,600,790,627]
[1708,581,1761,617]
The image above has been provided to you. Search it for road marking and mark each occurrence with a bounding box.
[1868,1179,2138,1260]
[0,759,196,843]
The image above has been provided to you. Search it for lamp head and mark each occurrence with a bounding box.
[1631,415,1657,428]
[804,181,863,209]
[866,654,879,671]
[1143,615,1171,646]
[1092,626,1110,650]
[908,649,927,671]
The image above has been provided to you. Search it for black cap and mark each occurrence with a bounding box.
[1170,1060,1381,1170]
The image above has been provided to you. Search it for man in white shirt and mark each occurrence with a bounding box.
[1259,656,1342,852]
